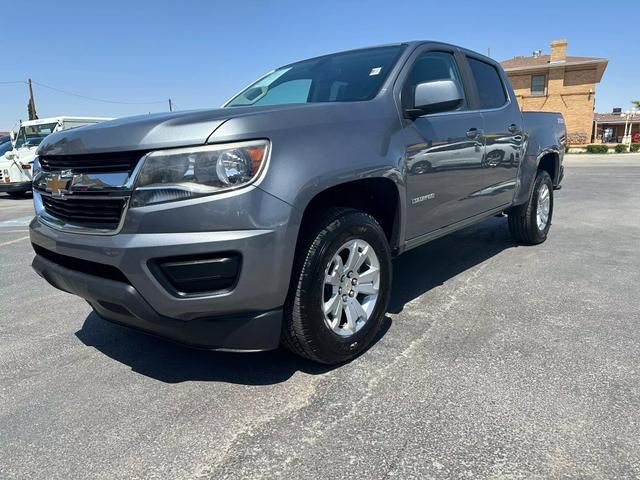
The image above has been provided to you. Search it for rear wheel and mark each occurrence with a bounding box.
[282,208,392,364]
[7,191,27,198]
[508,170,554,244]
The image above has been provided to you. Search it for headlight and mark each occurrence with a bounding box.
[131,140,269,207]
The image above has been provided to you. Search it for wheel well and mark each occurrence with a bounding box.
[538,153,558,183]
[300,178,400,249]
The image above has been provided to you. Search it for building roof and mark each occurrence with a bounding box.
[502,54,604,69]
[594,112,640,124]
[501,54,608,82]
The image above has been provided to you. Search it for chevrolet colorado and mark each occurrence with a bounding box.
[30,42,565,364]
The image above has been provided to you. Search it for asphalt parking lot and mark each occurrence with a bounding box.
[1,154,639,479]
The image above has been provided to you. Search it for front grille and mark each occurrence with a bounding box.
[40,151,144,173]
[33,244,130,284]
[42,196,126,229]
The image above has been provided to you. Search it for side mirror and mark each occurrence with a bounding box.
[9,130,16,148]
[410,79,463,116]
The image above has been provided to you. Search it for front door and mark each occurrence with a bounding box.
[401,50,487,239]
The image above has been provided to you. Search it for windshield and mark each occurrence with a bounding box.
[15,122,58,148]
[0,141,12,157]
[226,45,405,107]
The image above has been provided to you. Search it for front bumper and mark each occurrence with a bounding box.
[0,181,31,193]
[32,253,282,350]
[29,186,300,351]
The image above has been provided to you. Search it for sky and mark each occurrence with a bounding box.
[1,0,637,130]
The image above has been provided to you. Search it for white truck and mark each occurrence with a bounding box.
[0,117,112,197]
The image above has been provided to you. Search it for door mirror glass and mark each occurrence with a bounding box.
[413,79,463,115]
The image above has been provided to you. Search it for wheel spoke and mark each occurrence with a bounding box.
[344,300,357,333]
[539,187,549,202]
[331,302,343,328]
[324,293,341,315]
[325,270,340,286]
[345,298,367,333]
[344,240,360,271]
[358,281,378,296]
[325,257,343,286]
[352,244,369,272]
[358,266,379,284]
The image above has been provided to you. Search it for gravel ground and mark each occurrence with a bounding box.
[1,154,639,479]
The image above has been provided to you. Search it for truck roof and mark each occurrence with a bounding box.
[21,116,114,127]
[278,40,498,71]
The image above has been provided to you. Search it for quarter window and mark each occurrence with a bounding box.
[403,51,466,112]
[467,57,507,109]
[531,74,546,96]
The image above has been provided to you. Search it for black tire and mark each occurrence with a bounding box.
[7,191,26,198]
[282,207,392,364]
[508,170,554,245]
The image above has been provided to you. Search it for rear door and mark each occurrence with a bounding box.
[465,55,524,210]
[398,46,487,239]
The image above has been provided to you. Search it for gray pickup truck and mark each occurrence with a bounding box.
[30,41,565,364]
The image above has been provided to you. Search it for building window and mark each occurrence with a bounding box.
[531,74,546,96]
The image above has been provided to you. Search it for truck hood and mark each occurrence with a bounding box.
[37,104,321,156]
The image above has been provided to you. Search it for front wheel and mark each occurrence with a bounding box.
[282,208,392,364]
[508,170,554,244]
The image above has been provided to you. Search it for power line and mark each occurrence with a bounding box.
[0,80,27,85]
[30,80,167,105]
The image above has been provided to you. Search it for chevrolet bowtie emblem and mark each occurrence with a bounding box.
[46,170,73,198]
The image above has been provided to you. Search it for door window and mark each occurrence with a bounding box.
[467,57,507,109]
[403,51,466,111]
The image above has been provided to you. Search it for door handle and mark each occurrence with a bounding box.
[508,124,520,134]
[466,128,480,139]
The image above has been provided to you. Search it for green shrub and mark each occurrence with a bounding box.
[615,144,629,154]
[630,143,640,153]
[586,144,609,154]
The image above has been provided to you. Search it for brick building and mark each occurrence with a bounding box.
[593,110,640,144]
[501,40,608,144]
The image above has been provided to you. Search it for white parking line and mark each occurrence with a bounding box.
[0,236,29,247]
[0,216,33,228]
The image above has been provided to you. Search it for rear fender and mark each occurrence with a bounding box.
[513,148,559,206]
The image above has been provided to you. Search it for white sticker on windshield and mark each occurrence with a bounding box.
[369,67,382,76]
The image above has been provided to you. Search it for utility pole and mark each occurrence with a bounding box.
[487,47,491,58]
[27,78,38,120]
[168,98,173,112]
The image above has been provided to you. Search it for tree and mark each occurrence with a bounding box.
[633,100,640,109]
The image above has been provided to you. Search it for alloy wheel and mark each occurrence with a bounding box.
[322,239,380,336]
